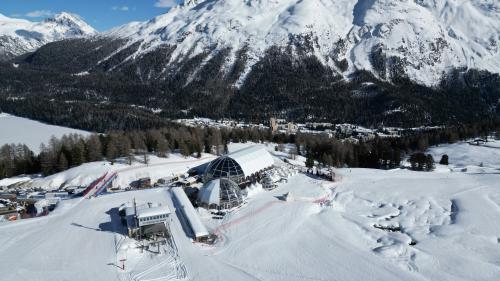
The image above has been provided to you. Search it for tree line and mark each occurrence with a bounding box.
[0,121,498,180]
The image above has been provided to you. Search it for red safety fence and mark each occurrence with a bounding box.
[82,173,108,197]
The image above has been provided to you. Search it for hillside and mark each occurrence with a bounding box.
[0,1,499,129]
[101,0,499,86]
[0,113,90,153]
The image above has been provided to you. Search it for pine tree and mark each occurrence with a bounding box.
[58,153,68,172]
[0,144,15,177]
[86,134,102,162]
[106,137,118,164]
[38,144,53,176]
[117,134,132,157]
[157,138,170,157]
[426,154,435,171]
[439,154,449,165]
[71,141,85,167]
[305,153,315,168]
[180,142,190,157]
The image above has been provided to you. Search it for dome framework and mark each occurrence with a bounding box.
[198,178,244,210]
[203,146,274,184]
[204,156,245,184]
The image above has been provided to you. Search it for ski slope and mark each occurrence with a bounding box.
[0,113,91,153]
[0,141,499,280]
[6,153,215,190]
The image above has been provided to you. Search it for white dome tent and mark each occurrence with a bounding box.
[197,178,244,210]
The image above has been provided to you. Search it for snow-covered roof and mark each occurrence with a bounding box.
[171,187,209,238]
[137,205,171,219]
[227,146,274,176]
[198,179,221,206]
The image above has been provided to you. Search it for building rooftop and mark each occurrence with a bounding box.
[171,187,209,238]
[136,205,171,219]
[228,146,274,176]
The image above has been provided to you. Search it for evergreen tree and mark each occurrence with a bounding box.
[180,142,190,157]
[58,153,68,172]
[426,154,435,171]
[39,145,53,176]
[305,153,315,168]
[439,154,449,165]
[157,138,170,157]
[409,153,418,170]
[71,141,85,167]
[106,137,119,164]
[86,134,102,162]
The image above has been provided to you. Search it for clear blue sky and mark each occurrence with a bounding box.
[1,0,181,31]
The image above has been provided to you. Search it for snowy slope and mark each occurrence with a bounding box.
[1,141,499,280]
[102,0,500,86]
[22,153,216,190]
[0,113,90,153]
[0,12,97,59]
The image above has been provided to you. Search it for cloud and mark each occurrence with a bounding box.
[25,10,54,18]
[112,6,129,11]
[154,0,179,8]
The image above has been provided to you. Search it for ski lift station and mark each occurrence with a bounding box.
[122,202,172,239]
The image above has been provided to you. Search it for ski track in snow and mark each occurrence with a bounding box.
[1,141,500,280]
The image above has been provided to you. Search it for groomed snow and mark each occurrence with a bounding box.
[0,140,499,280]
[0,113,91,154]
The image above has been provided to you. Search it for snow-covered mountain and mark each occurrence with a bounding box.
[2,1,498,127]
[102,0,499,86]
[0,12,97,60]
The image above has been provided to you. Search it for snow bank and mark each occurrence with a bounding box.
[11,153,215,191]
[0,175,34,187]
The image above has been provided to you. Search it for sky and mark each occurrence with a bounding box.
[1,0,182,31]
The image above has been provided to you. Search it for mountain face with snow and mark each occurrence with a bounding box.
[0,12,96,60]
[0,1,499,129]
[98,0,500,86]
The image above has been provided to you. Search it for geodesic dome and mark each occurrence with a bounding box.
[203,146,274,184]
[204,156,246,183]
[198,178,244,210]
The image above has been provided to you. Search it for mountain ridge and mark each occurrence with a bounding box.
[0,12,97,60]
[93,0,500,86]
[0,1,498,130]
